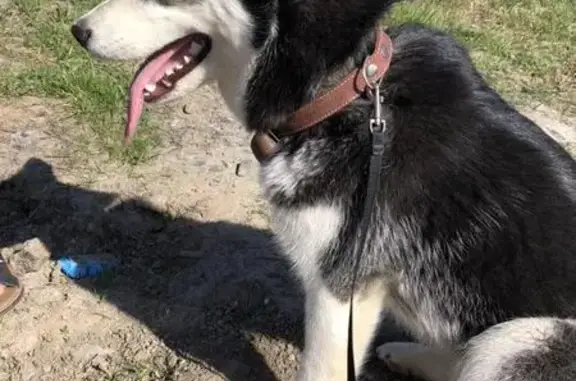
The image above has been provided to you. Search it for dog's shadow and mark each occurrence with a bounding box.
[0,158,413,381]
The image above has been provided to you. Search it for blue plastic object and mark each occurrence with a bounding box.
[58,255,118,279]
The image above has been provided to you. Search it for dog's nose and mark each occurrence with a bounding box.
[71,23,92,48]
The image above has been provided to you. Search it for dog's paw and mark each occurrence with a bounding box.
[376,341,424,375]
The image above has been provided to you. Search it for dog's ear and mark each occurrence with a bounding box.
[243,0,402,132]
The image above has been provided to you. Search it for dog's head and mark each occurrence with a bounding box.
[72,0,265,139]
[72,0,401,139]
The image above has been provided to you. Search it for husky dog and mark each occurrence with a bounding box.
[71,0,576,380]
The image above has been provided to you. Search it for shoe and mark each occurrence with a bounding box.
[0,257,24,317]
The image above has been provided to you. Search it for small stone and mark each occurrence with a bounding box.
[235,159,257,178]
[91,356,110,374]
[7,238,51,274]
[23,238,51,261]
[73,344,114,365]
[182,104,193,114]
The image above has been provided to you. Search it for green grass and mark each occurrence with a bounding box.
[386,0,575,115]
[0,0,160,164]
[0,0,573,164]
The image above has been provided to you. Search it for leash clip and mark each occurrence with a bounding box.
[369,83,386,155]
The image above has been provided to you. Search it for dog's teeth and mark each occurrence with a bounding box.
[183,55,192,64]
[161,79,173,87]
[143,91,151,98]
[189,42,202,55]
[174,63,183,70]
[144,83,156,92]
[165,68,174,77]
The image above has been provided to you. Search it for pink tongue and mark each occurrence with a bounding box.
[125,40,190,144]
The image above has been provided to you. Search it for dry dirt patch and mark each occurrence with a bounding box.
[0,89,305,381]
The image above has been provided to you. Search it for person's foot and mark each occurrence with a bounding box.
[0,257,23,317]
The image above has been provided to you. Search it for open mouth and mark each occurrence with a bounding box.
[125,33,212,143]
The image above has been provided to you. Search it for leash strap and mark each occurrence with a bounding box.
[347,84,386,381]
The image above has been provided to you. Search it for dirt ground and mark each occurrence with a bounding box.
[0,87,574,381]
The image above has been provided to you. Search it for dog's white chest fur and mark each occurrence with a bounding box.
[260,155,344,286]
[269,204,343,287]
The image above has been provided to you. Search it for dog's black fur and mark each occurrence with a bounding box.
[244,0,576,352]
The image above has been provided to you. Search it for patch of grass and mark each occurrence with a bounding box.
[0,0,159,164]
[385,0,576,116]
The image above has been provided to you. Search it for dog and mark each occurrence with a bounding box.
[70,0,576,380]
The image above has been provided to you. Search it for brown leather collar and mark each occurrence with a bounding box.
[251,28,393,162]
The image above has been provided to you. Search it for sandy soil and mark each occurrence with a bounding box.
[0,87,574,381]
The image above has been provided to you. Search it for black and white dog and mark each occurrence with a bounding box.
[71,0,576,380]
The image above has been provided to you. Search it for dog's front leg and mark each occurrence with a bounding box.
[297,279,386,381]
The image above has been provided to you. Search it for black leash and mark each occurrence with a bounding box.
[347,83,386,381]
